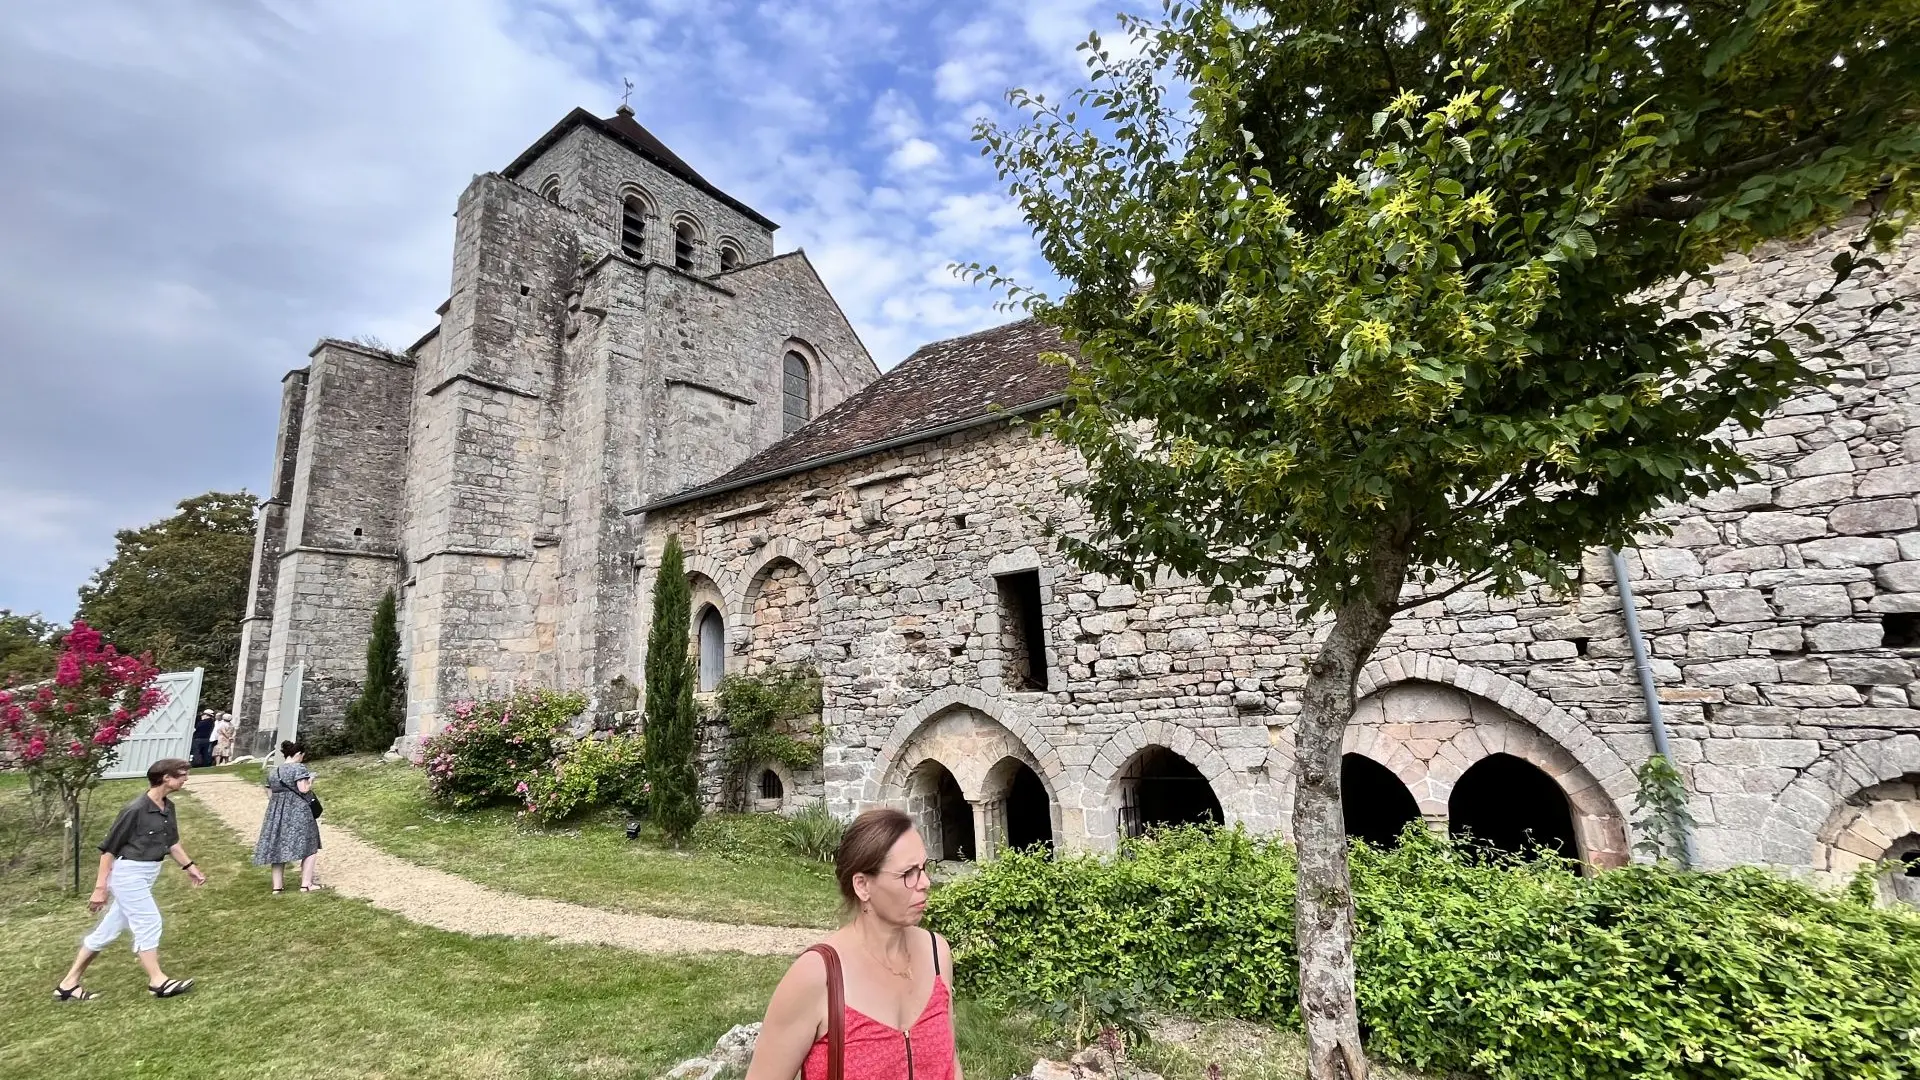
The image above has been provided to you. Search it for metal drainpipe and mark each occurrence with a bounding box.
[1608,547,1699,868]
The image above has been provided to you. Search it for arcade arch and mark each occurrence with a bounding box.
[875,702,1059,862]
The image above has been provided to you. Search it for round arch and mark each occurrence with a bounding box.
[865,687,1063,805]
[1763,732,1920,867]
[729,539,832,629]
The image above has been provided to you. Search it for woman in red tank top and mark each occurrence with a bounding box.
[745,808,961,1080]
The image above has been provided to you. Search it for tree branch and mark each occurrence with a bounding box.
[1647,133,1834,198]
[1391,568,1498,613]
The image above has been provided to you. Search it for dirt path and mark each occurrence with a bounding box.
[183,773,819,956]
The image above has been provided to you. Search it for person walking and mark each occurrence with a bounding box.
[54,758,207,1001]
[745,808,960,1080]
[190,710,216,768]
[252,741,324,893]
[212,713,236,766]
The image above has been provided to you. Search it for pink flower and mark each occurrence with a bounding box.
[67,739,87,758]
[514,781,529,794]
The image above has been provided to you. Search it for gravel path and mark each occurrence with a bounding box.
[183,773,821,956]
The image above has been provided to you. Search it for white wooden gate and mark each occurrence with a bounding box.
[102,668,203,780]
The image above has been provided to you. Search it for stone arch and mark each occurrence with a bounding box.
[1341,752,1424,849]
[616,183,655,261]
[1348,667,1632,867]
[871,695,1059,862]
[1080,719,1250,850]
[735,541,828,671]
[982,754,1059,856]
[669,211,706,270]
[537,175,562,204]
[1355,653,1637,812]
[866,687,1064,805]
[750,759,795,813]
[1763,732,1920,868]
[717,235,745,272]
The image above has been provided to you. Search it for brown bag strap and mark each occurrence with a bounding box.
[807,944,844,1080]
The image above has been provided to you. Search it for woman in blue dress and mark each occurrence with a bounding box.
[251,741,324,893]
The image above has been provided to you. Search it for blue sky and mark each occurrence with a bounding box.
[0,0,1146,622]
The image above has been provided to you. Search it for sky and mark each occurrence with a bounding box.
[0,0,1149,623]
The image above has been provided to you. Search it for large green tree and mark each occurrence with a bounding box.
[0,610,61,687]
[643,536,702,845]
[76,491,257,712]
[971,2,1917,1075]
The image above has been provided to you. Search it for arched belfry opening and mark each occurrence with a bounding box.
[1341,753,1422,849]
[1117,746,1223,839]
[907,760,975,862]
[1449,753,1579,860]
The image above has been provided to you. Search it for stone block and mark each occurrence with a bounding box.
[1528,640,1578,660]
[1750,625,1805,652]
[1869,593,1920,613]
[1685,658,1779,686]
[1698,483,1774,511]
[1704,589,1774,622]
[1875,561,1920,592]
[1096,585,1138,609]
[1804,622,1886,652]
[1640,549,1704,578]
[1703,738,1820,767]
[1706,546,1785,574]
[1798,536,1900,567]
[1759,683,1861,707]
[1739,512,1827,545]
[1790,442,1854,477]
[1775,473,1855,508]
[1772,584,1853,617]
[1684,631,1750,658]
[1830,499,1919,535]
[1858,464,1920,497]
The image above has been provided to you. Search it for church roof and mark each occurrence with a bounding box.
[503,106,778,230]
[640,318,1071,513]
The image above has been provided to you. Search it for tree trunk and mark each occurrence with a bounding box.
[1294,526,1412,1080]
[62,790,83,894]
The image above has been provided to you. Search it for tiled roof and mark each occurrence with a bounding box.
[644,318,1071,511]
[502,106,777,230]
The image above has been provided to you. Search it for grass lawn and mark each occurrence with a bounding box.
[0,773,1047,1080]
[275,755,843,929]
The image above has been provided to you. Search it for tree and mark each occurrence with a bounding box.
[343,589,406,753]
[643,536,701,844]
[76,491,257,712]
[969,3,1917,1076]
[0,620,162,891]
[0,610,61,686]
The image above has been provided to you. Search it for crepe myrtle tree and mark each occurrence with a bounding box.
[966,1,1917,1075]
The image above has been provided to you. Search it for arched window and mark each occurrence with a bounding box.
[697,605,725,692]
[674,221,698,270]
[718,240,743,273]
[620,196,648,260]
[782,351,811,435]
[759,769,784,800]
[538,176,562,204]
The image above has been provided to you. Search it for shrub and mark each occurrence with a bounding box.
[786,802,843,864]
[643,536,700,845]
[927,825,1920,1080]
[342,588,406,754]
[520,733,646,826]
[417,689,586,811]
[716,666,823,807]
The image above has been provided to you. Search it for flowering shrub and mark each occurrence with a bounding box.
[521,733,646,826]
[1,620,163,888]
[417,689,586,811]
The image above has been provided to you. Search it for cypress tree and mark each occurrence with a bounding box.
[643,536,701,844]
[344,588,406,753]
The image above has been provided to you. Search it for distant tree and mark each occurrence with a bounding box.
[643,536,701,845]
[343,589,406,753]
[0,610,61,687]
[969,2,1917,1076]
[75,491,256,711]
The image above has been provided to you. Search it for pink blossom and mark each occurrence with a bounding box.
[67,739,87,758]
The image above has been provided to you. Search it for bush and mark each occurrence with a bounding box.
[786,802,843,864]
[521,733,646,826]
[417,689,587,811]
[927,825,1920,1080]
[717,666,823,807]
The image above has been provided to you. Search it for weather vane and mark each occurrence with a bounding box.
[621,77,635,111]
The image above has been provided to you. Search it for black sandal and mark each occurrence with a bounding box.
[54,984,101,1002]
[148,978,194,998]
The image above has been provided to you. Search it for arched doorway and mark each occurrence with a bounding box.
[1117,746,1223,839]
[905,760,976,862]
[1341,753,1421,849]
[1003,761,1053,855]
[1449,753,1579,860]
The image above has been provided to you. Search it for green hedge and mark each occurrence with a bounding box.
[925,826,1920,1079]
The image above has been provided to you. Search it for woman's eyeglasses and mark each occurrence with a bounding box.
[880,862,930,886]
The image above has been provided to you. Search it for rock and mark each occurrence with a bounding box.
[1738,512,1826,545]
[1023,1046,1165,1080]
[1791,441,1854,477]
[1830,499,1919,535]
[660,1024,758,1079]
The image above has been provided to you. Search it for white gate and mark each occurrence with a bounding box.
[102,668,204,780]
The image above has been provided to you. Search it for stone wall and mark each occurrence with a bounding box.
[641,222,1920,876]
[746,558,819,670]
[232,368,306,751]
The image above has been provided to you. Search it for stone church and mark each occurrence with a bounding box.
[235,106,1920,897]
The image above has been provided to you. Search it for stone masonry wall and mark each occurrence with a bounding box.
[233,368,306,752]
[642,222,1920,875]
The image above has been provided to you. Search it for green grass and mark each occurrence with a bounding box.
[295,755,843,928]
[0,774,1051,1080]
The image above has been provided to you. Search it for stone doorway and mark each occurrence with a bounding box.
[1002,760,1053,855]
[1117,746,1223,839]
[905,760,977,862]
[1448,752,1579,860]
[1341,753,1422,849]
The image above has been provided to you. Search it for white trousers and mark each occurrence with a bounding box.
[82,858,165,954]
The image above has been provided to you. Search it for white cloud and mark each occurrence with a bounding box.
[887,138,943,171]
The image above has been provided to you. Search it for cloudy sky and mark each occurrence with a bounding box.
[0,0,1143,622]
